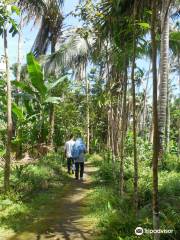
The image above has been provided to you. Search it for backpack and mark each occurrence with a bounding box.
[71,144,79,158]
[71,139,85,158]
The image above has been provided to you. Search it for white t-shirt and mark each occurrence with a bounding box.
[64,139,75,158]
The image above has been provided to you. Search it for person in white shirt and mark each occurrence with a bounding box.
[64,134,75,174]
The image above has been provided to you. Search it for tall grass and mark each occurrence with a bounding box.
[87,153,180,240]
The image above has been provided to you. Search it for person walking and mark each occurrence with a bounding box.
[72,138,86,180]
[64,134,75,174]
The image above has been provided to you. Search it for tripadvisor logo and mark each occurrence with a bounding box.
[135,227,144,236]
[135,227,174,236]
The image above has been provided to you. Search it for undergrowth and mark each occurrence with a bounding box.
[88,152,180,240]
[0,153,70,232]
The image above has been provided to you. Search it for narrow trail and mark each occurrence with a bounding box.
[1,163,97,240]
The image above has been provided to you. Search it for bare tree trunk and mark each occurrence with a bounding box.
[178,60,180,156]
[85,63,90,153]
[132,0,138,217]
[48,104,55,148]
[48,41,56,147]
[151,1,160,239]
[142,62,151,139]
[107,108,111,149]
[16,14,23,160]
[16,14,23,83]
[120,62,128,195]
[4,28,13,192]
[110,96,115,161]
[110,104,115,162]
[116,79,124,157]
[114,102,120,157]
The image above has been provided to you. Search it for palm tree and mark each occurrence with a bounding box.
[15,13,24,159]
[151,0,160,239]
[0,1,19,191]
[18,0,46,18]
[119,58,128,195]
[3,27,13,192]
[45,28,91,150]
[16,14,23,83]
[18,0,64,147]
[131,0,139,217]
[158,0,171,155]
[31,1,63,57]
[45,28,90,74]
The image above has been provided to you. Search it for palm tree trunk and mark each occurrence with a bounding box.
[110,104,115,162]
[178,61,180,156]
[158,0,170,154]
[151,1,160,239]
[48,104,55,148]
[165,80,170,152]
[85,63,90,153]
[48,40,56,147]
[4,28,13,192]
[132,0,138,217]
[16,14,23,83]
[114,102,120,157]
[120,61,128,195]
[142,62,151,139]
[16,14,23,160]
[107,108,111,149]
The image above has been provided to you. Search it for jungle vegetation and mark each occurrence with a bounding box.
[0,0,180,239]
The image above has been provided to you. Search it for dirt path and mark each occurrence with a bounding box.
[1,163,96,240]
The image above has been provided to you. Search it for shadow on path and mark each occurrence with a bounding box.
[5,163,97,240]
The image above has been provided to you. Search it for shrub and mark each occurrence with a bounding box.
[95,160,119,185]
[88,153,103,166]
[20,165,53,190]
[163,154,180,172]
[159,171,180,197]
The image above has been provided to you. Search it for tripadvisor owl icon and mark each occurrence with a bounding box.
[135,227,144,236]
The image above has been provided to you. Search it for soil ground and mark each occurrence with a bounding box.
[0,163,97,240]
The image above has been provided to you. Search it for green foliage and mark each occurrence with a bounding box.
[0,3,19,36]
[0,0,179,237]
[137,22,150,29]
[87,151,180,240]
[95,160,119,185]
[10,53,69,147]
[159,171,180,197]
[12,103,25,121]
[27,53,47,98]
[20,165,53,189]
[163,153,180,172]
[7,153,66,196]
[0,153,70,232]
[170,32,180,54]
[88,153,103,165]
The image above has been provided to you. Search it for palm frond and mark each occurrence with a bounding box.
[18,0,63,56]
[18,0,46,17]
[44,28,93,77]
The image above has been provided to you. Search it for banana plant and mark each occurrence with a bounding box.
[12,52,68,145]
[13,53,67,110]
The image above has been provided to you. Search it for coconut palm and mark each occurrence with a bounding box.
[46,27,92,151]
[158,0,171,155]
[18,0,64,56]
[45,28,91,76]
[17,0,64,147]
[151,1,160,238]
